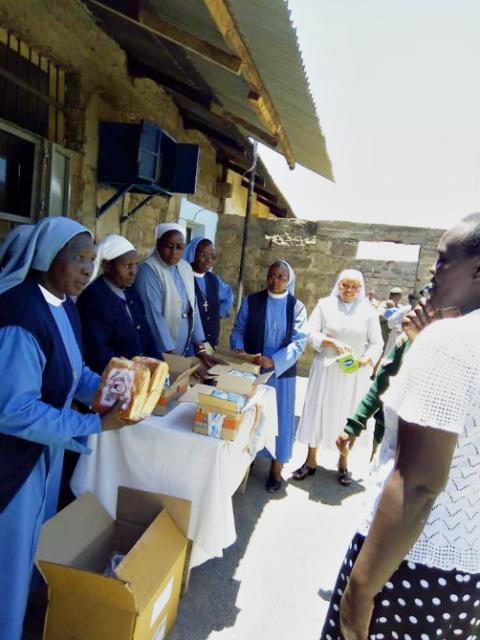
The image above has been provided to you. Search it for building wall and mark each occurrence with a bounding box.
[223,170,277,220]
[214,216,444,374]
[0,0,221,254]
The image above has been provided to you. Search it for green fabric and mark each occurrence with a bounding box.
[344,336,411,443]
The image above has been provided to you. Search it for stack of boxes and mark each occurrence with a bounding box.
[192,361,271,442]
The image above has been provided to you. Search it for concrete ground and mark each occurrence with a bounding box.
[24,377,373,640]
[169,377,372,640]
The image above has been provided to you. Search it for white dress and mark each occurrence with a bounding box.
[297,295,384,450]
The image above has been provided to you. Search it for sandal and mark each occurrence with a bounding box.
[337,468,352,486]
[292,464,317,481]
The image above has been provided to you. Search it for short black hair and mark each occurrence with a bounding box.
[460,212,480,257]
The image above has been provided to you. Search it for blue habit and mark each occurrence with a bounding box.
[231,292,308,463]
[135,261,205,355]
[186,272,233,354]
[77,276,162,374]
[0,285,101,640]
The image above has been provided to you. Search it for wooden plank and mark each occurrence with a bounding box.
[204,0,296,169]
[83,0,242,74]
[214,107,279,148]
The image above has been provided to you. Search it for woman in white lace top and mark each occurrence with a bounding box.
[321,212,480,640]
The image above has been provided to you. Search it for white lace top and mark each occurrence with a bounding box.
[359,309,480,573]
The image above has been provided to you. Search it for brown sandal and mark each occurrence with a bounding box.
[337,468,352,486]
[292,464,317,481]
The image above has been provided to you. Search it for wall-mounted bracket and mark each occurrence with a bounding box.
[96,184,172,220]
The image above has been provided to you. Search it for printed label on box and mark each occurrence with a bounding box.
[150,576,174,628]
[151,616,167,640]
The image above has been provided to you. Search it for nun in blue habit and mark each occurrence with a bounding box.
[183,236,233,351]
[0,223,35,271]
[134,223,206,356]
[0,217,106,640]
[230,260,308,493]
[77,233,162,374]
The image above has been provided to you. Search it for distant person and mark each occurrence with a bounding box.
[367,290,379,308]
[381,291,417,358]
[321,212,480,640]
[77,234,161,374]
[183,237,233,351]
[231,260,308,492]
[293,269,383,485]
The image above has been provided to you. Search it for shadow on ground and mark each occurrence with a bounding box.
[287,465,366,507]
[169,458,281,639]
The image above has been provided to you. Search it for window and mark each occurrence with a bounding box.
[47,144,72,216]
[0,28,66,144]
[356,241,420,262]
[0,121,41,221]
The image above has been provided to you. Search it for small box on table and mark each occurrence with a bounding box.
[153,353,200,416]
[191,369,271,442]
[194,407,243,441]
[205,345,261,375]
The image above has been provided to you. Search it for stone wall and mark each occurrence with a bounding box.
[0,0,221,253]
[353,260,417,301]
[214,216,445,374]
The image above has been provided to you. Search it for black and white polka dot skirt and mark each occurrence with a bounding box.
[320,532,480,640]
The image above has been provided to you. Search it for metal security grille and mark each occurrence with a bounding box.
[0,28,65,144]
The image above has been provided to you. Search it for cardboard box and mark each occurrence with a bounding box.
[195,370,271,418]
[36,487,191,640]
[153,353,200,416]
[205,345,261,375]
[193,407,243,441]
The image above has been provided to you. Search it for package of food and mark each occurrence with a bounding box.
[336,353,359,374]
[132,357,169,417]
[92,357,151,420]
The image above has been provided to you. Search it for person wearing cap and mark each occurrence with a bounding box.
[183,236,233,351]
[77,234,161,374]
[134,223,210,361]
[377,286,403,346]
[0,217,131,640]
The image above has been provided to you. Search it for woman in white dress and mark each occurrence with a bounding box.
[293,269,383,484]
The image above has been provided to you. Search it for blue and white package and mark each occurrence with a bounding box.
[207,412,224,438]
[211,389,247,412]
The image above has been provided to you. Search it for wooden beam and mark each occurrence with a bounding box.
[128,57,212,108]
[84,0,243,74]
[203,0,296,169]
[241,178,277,203]
[212,106,279,148]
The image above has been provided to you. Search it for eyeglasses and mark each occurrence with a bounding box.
[339,282,361,291]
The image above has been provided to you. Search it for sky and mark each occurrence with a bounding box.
[260,0,480,230]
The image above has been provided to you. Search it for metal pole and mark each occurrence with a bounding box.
[236,140,258,312]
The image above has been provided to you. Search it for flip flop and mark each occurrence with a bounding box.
[337,468,352,486]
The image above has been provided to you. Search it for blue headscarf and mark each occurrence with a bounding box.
[0,224,35,271]
[0,216,92,295]
[184,236,212,265]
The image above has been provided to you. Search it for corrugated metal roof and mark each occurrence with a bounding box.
[146,0,333,180]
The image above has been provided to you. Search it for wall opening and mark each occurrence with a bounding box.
[356,241,420,262]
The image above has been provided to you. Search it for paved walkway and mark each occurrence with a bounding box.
[170,377,372,640]
[23,378,373,640]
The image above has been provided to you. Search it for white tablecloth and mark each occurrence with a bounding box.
[71,386,277,568]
